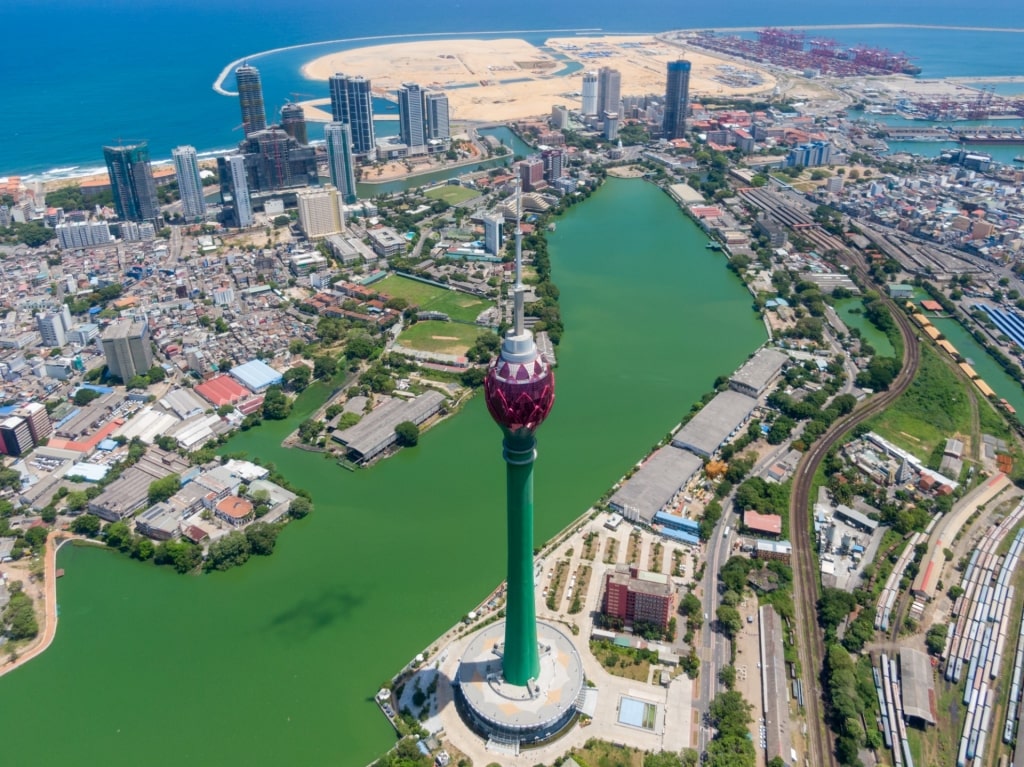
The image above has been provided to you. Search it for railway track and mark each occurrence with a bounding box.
[740,185,924,765]
[789,272,920,767]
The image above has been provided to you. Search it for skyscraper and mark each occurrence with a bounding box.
[280,103,308,144]
[581,71,599,116]
[597,67,621,119]
[324,122,358,204]
[235,65,267,135]
[172,145,207,220]
[423,91,450,140]
[101,319,153,381]
[454,184,583,746]
[397,82,426,149]
[329,74,376,157]
[217,154,253,228]
[103,142,158,223]
[663,59,692,140]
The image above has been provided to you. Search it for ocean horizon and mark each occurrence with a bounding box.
[5,0,1024,179]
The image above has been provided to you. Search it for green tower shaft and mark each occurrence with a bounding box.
[502,432,540,686]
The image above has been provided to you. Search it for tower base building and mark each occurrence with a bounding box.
[454,621,584,748]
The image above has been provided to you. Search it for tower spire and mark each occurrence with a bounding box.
[513,178,525,337]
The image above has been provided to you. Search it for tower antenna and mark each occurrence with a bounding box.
[513,178,525,337]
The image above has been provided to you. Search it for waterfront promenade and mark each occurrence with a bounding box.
[0,532,71,677]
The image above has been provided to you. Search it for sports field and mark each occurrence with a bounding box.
[397,321,483,355]
[377,275,492,323]
[424,185,480,205]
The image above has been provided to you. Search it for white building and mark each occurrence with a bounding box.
[36,312,67,347]
[55,220,112,250]
[296,186,346,240]
[581,71,598,116]
[172,145,207,220]
[483,212,504,256]
[324,122,358,205]
[226,154,253,228]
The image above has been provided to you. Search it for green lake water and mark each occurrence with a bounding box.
[0,178,763,766]
[836,298,895,358]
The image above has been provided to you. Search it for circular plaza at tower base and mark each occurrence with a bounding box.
[454,621,585,746]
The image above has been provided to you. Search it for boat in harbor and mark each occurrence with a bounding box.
[1014,155,1024,163]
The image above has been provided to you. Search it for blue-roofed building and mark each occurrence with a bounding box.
[97,439,119,451]
[229,359,283,392]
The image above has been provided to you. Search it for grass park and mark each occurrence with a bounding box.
[376,275,493,323]
[868,342,972,459]
[423,184,480,205]
[396,321,484,356]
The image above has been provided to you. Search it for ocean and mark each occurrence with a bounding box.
[5,0,1024,178]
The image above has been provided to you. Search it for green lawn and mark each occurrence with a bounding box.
[376,275,492,322]
[868,343,972,459]
[397,321,484,355]
[423,184,479,205]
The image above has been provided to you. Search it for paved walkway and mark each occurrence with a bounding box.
[0,532,68,677]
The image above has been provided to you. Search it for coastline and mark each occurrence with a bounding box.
[8,23,1024,180]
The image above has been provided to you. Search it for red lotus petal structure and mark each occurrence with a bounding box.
[484,356,555,434]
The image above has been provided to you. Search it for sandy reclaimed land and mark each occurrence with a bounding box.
[301,35,777,122]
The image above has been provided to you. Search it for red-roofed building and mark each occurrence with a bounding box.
[195,375,251,406]
[920,300,943,312]
[215,495,254,528]
[744,510,783,537]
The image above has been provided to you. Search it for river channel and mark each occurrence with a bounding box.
[0,178,764,766]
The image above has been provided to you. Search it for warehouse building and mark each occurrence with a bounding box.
[671,389,757,458]
[608,445,702,523]
[729,348,789,398]
[332,390,444,463]
[229,359,283,392]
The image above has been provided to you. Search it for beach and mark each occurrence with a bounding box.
[300,35,779,122]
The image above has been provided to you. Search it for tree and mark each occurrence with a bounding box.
[283,365,311,391]
[147,365,167,383]
[70,513,101,537]
[289,496,312,519]
[817,587,857,632]
[262,386,291,420]
[154,540,202,573]
[130,537,155,561]
[716,605,742,638]
[24,526,48,550]
[925,624,947,655]
[395,421,419,447]
[104,520,133,552]
[313,355,338,379]
[2,591,39,640]
[245,522,280,555]
[709,690,753,737]
[74,388,101,406]
[147,473,180,505]
[206,531,251,571]
[346,335,375,359]
[719,664,737,689]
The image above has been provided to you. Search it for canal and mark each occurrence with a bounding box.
[0,178,764,767]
